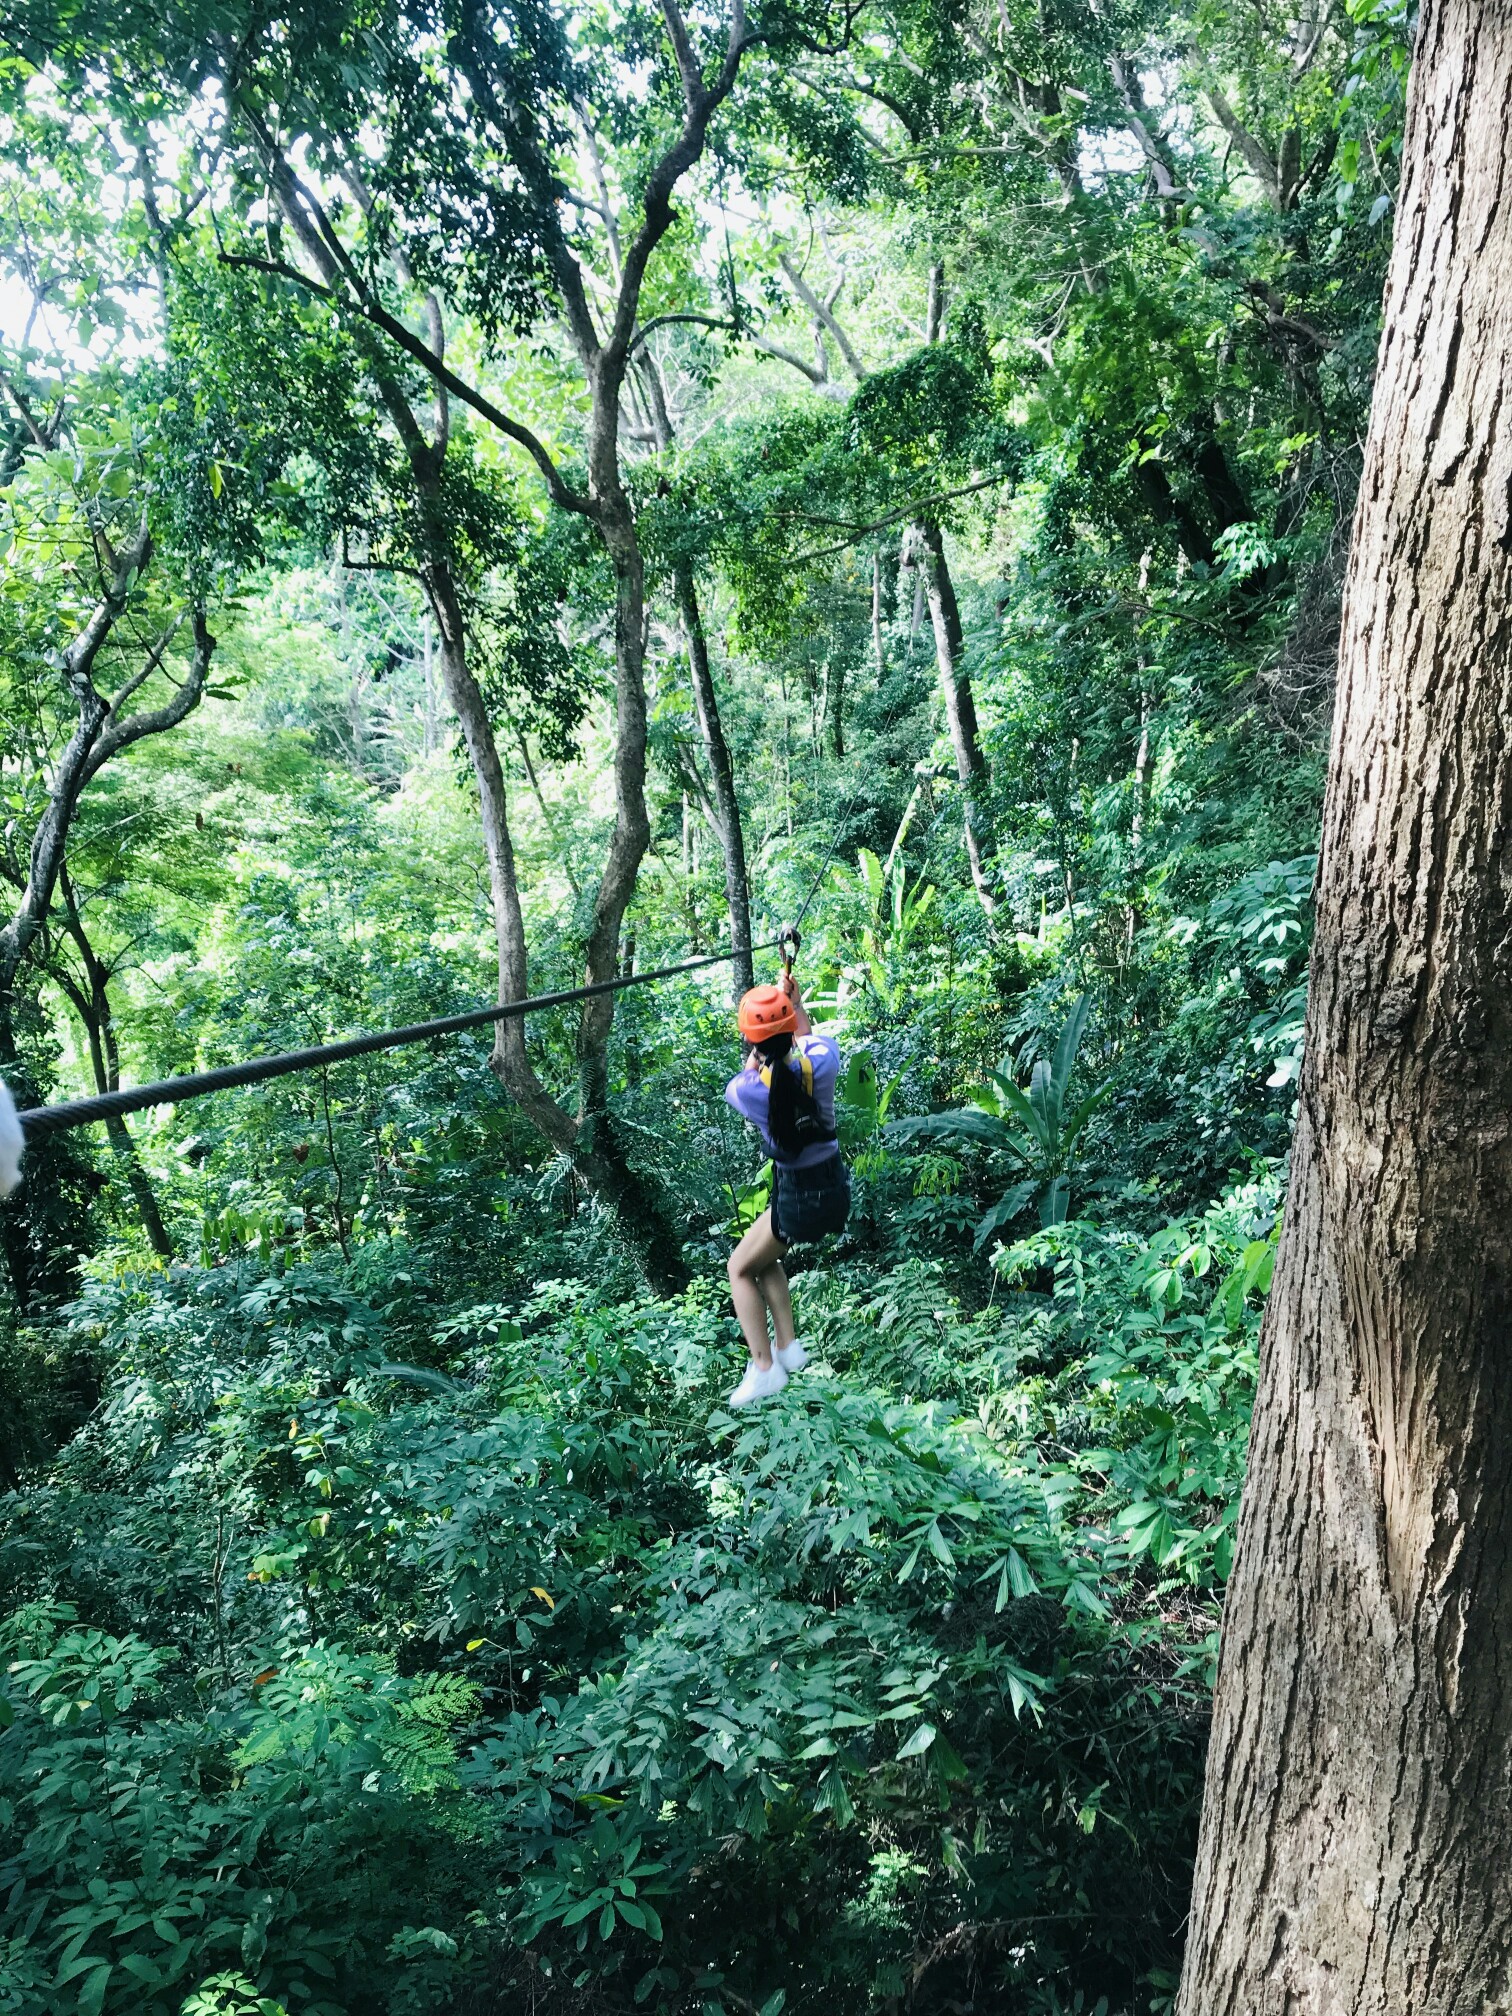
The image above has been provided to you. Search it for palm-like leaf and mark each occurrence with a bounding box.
[886,1110,1020,1152]
[1060,1083,1110,1150]
[888,992,1101,1238]
[986,1074,1051,1154]
[858,847,884,908]
[973,1179,1039,1250]
[1027,1057,1059,1148]
[1049,993,1092,1106]
[1039,1174,1071,1227]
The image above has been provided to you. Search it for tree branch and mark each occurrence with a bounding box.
[628,309,735,354]
[659,0,709,114]
[835,71,922,143]
[1194,62,1281,203]
[0,520,153,1005]
[606,0,753,368]
[451,4,606,370]
[1,374,57,448]
[64,519,153,700]
[1107,56,1190,204]
[779,251,866,379]
[578,120,625,287]
[227,95,588,510]
[342,152,450,457]
[80,609,214,787]
[339,527,425,580]
[102,616,183,719]
[219,252,589,515]
[753,333,833,387]
[627,310,832,387]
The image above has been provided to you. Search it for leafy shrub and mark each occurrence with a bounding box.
[0,1179,1272,2012]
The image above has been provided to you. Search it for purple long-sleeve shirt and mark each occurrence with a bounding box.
[725,1033,842,1169]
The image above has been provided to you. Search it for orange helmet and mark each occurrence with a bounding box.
[738,984,797,1043]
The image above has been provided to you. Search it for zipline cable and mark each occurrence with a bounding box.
[15,667,923,1143]
[15,940,781,1141]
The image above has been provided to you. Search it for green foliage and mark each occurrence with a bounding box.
[0,1201,1261,2012]
[0,0,1404,2001]
[887,993,1105,1243]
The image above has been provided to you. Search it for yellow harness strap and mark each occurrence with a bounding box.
[759,1039,816,1099]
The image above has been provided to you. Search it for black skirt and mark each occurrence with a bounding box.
[771,1154,851,1246]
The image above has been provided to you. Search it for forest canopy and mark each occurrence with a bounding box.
[0,0,1415,2012]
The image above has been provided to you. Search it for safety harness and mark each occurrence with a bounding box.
[758,1035,838,1153]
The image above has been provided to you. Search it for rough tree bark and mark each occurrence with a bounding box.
[1178,7,1512,2011]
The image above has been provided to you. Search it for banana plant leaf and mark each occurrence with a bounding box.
[1039,1174,1071,1227]
[1049,993,1092,1105]
[1060,1083,1111,1149]
[972,1178,1040,1250]
[886,1109,1028,1152]
[983,1074,1052,1155]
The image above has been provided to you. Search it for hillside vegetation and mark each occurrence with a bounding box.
[0,2,1410,2011]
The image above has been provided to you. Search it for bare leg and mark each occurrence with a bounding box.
[727,1209,790,1366]
[758,1259,796,1350]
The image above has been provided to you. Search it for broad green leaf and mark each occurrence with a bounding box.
[895,1721,937,1759]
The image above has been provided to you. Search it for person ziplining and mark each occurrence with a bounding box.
[723,938,851,1408]
[3,912,859,1378]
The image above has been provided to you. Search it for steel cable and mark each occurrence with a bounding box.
[16,942,780,1139]
[16,667,924,1141]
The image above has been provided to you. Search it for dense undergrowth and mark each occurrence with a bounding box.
[0,749,1310,2016]
[0,1159,1273,2016]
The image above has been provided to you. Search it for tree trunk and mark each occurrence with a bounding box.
[1134,449,1216,567]
[870,549,884,688]
[424,556,689,1297]
[673,558,754,994]
[80,997,172,1258]
[1178,8,1512,2010]
[910,263,993,911]
[637,352,756,993]
[97,1004,172,1259]
[50,882,175,1260]
[0,575,207,1307]
[917,521,994,911]
[0,541,205,1019]
[924,259,944,344]
[574,483,652,1106]
[247,91,700,1299]
[422,459,686,1293]
[103,1111,172,1258]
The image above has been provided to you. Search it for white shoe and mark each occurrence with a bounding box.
[774,1338,809,1373]
[728,1360,788,1408]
